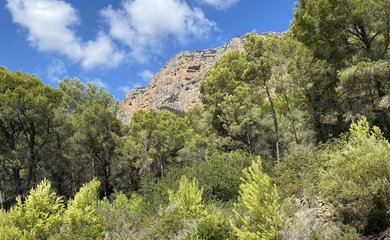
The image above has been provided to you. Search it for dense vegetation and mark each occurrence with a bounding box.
[1,0,390,239]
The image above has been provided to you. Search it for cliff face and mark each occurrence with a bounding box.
[120,37,244,123]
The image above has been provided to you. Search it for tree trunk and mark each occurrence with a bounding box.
[265,84,280,162]
[56,133,65,196]
[282,93,300,144]
[12,167,22,195]
[26,123,37,189]
[0,188,4,209]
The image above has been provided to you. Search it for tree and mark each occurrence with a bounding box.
[232,159,281,240]
[291,0,390,139]
[243,32,282,161]
[218,85,274,156]
[200,50,248,134]
[200,43,279,159]
[177,106,219,163]
[292,0,390,61]
[125,110,190,179]
[1,180,64,239]
[0,67,63,204]
[60,78,122,196]
[338,60,390,136]
[319,118,390,234]
[262,33,316,145]
[64,179,103,239]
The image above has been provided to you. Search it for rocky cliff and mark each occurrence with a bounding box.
[120,37,244,123]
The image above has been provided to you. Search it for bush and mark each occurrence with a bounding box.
[98,192,146,240]
[151,176,234,239]
[140,150,254,209]
[319,118,390,234]
[273,143,320,198]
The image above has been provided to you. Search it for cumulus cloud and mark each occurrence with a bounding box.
[199,0,239,10]
[89,78,109,90]
[6,0,124,69]
[117,69,153,95]
[138,69,154,82]
[101,0,216,62]
[47,59,66,82]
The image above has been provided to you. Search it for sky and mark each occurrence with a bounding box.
[0,0,296,100]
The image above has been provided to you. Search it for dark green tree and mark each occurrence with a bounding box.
[0,67,63,204]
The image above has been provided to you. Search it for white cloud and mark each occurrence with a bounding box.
[117,85,132,95]
[81,33,124,69]
[101,0,216,62]
[89,78,109,90]
[138,69,154,82]
[117,70,153,96]
[6,0,124,69]
[47,59,66,82]
[199,0,239,10]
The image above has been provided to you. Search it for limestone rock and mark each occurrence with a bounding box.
[120,37,244,123]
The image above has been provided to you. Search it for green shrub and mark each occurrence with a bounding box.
[319,118,390,234]
[274,143,320,198]
[0,180,64,239]
[231,159,281,239]
[63,179,103,239]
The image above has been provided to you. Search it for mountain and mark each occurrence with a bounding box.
[119,37,244,123]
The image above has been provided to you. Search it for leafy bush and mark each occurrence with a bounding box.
[319,118,390,234]
[98,192,147,240]
[274,144,320,198]
[140,150,254,209]
[152,176,233,239]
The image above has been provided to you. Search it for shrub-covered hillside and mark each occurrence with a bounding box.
[1,0,390,239]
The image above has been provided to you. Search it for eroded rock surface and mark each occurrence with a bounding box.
[120,37,244,123]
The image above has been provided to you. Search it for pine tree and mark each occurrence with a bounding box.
[63,179,103,239]
[168,176,204,217]
[232,159,281,240]
[1,179,64,239]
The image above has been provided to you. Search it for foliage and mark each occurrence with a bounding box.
[63,179,103,239]
[232,159,281,240]
[3,3,390,237]
[98,192,146,240]
[125,110,190,179]
[338,60,390,135]
[0,180,64,239]
[200,37,281,159]
[153,176,232,239]
[292,0,390,61]
[60,78,122,196]
[274,144,319,198]
[168,176,204,217]
[319,118,390,234]
[0,67,63,203]
[140,150,254,210]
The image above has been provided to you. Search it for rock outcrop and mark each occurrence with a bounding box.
[120,37,244,123]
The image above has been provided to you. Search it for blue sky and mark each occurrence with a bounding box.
[1,0,295,99]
